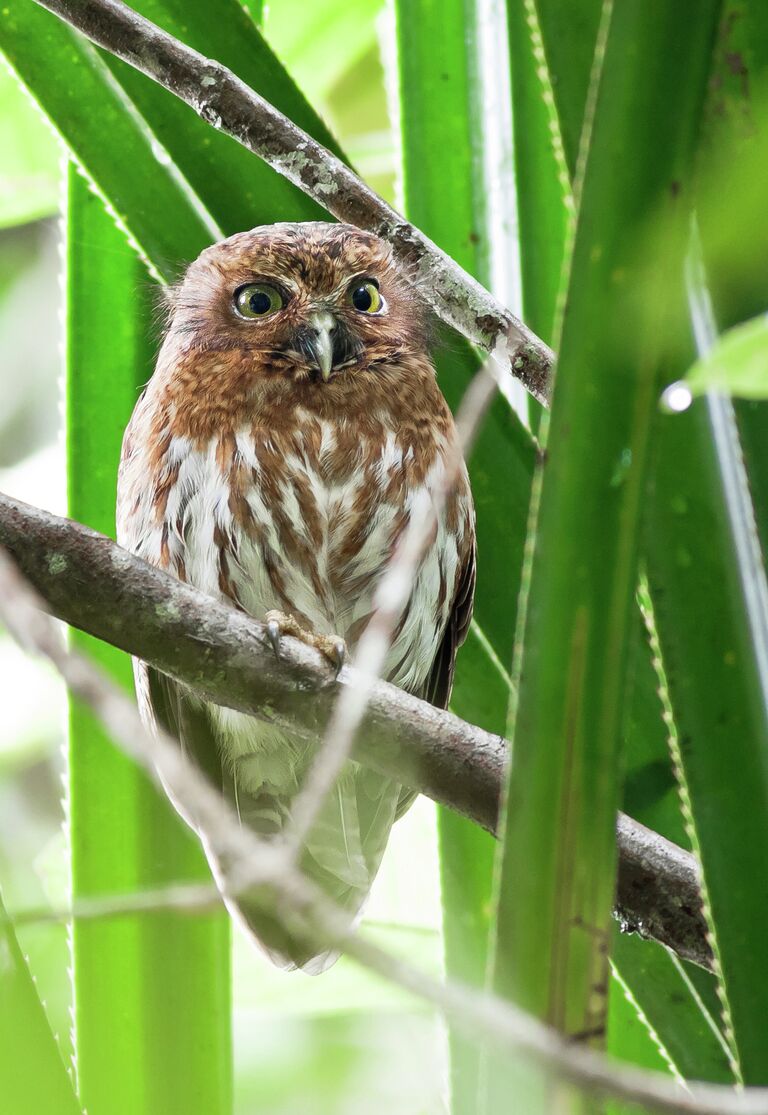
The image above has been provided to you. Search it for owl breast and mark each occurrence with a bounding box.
[120,408,472,700]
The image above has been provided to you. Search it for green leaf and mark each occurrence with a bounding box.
[644,2,768,1085]
[645,392,768,1083]
[695,4,768,571]
[621,608,689,852]
[0,64,59,227]
[0,0,346,283]
[696,2,768,329]
[391,2,537,1109]
[738,398,768,559]
[99,0,342,237]
[607,961,671,1077]
[505,19,698,1087]
[682,313,768,399]
[0,888,83,1115]
[0,2,214,278]
[648,354,768,1082]
[612,603,738,1082]
[533,0,604,177]
[515,2,725,1087]
[265,0,383,105]
[490,0,721,1069]
[506,0,579,346]
[611,931,735,1084]
[394,0,489,280]
[65,168,232,1115]
[694,2,768,584]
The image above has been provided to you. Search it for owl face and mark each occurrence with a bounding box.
[165,222,427,385]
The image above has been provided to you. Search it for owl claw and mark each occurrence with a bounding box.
[263,610,346,677]
[330,639,346,678]
[266,617,282,660]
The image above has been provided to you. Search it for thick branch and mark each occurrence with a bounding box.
[0,491,709,969]
[32,0,553,403]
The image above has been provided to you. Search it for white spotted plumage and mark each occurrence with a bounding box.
[119,418,469,699]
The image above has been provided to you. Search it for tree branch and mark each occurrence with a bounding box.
[31,0,553,403]
[0,490,708,968]
[4,543,766,1115]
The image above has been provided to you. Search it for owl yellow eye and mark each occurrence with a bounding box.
[349,279,383,314]
[234,283,284,319]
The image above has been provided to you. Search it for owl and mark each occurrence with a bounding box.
[117,222,476,971]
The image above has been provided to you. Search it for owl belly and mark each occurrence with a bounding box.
[135,422,462,792]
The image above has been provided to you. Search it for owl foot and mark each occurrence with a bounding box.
[264,610,346,677]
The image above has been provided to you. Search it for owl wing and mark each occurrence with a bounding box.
[392,535,477,821]
[418,535,477,711]
[134,662,224,815]
[148,669,222,787]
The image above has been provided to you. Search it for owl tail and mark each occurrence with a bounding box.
[220,764,413,974]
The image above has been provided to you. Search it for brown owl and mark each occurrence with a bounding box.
[117,222,476,971]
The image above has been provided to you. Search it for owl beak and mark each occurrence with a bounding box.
[307,311,337,382]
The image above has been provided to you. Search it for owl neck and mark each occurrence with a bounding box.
[149,343,447,446]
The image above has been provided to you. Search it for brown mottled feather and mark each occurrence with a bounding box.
[117,222,475,972]
[420,539,476,711]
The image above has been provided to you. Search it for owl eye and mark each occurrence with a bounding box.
[349,279,383,314]
[233,283,284,319]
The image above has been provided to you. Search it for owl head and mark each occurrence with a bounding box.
[163,222,428,386]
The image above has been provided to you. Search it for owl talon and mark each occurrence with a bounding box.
[263,610,346,676]
[330,639,346,678]
[266,618,282,659]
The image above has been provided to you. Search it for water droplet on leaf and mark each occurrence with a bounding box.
[660,381,693,413]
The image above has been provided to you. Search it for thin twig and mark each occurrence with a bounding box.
[4,883,222,929]
[0,490,710,969]
[285,346,501,854]
[31,0,553,403]
[2,549,767,1114]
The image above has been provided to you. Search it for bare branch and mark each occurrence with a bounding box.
[0,489,709,969]
[2,546,766,1115]
[31,0,553,404]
